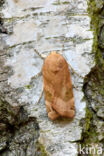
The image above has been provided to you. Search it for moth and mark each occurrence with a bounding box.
[42,51,75,120]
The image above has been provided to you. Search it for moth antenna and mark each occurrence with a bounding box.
[34,49,45,60]
[67,63,83,78]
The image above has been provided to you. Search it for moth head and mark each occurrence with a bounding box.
[51,56,65,74]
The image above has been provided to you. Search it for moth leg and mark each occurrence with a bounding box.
[72,84,79,91]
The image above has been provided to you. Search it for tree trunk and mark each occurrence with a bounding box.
[0,0,103,155]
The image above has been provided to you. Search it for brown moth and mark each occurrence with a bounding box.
[42,51,75,120]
